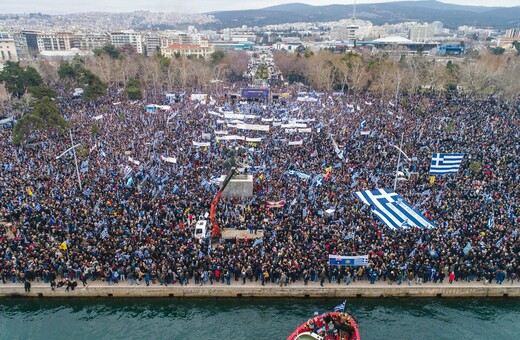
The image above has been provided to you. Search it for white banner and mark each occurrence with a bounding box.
[216,135,245,141]
[201,133,211,140]
[360,130,370,136]
[281,122,307,128]
[285,129,297,134]
[245,137,263,142]
[298,128,312,133]
[224,113,257,120]
[288,140,303,146]
[214,130,229,135]
[228,123,270,132]
[160,155,177,164]
[209,111,222,117]
[93,115,104,121]
[128,157,140,166]
[193,141,211,147]
[261,117,274,122]
[0,117,14,124]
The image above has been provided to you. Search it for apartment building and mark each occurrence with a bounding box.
[0,32,19,62]
[37,32,75,52]
[110,31,144,54]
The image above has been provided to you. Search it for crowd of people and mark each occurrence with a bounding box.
[0,77,519,292]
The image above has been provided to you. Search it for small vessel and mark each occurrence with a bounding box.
[287,311,360,340]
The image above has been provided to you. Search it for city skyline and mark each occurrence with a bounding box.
[3,0,519,15]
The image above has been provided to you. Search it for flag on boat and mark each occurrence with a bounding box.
[329,255,369,267]
[429,153,464,175]
[334,301,346,312]
[354,189,435,230]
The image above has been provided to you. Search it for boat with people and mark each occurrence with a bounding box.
[287,302,360,340]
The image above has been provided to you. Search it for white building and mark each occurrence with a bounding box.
[37,32,75,52]
[110,31,144,54]
[0,32,19,62]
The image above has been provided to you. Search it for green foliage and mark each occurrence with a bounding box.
[154,52,170,68]
[28,86,57,100]
[91,122,99,137]
[446,60,459,74]
[79,68,107,100]
[469,161,482,172]
[304,50,314,58]
[210,51,225,64]
[58,62,79,81]
[125,78,142,100]
[445,120,456,133]
[93,44,121,59]
[513,41,520,55]
[13,96,69,145]
[446,81,458,92]
[490,47,505,56]
[0,61,43,98]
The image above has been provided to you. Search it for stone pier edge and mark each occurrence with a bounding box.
[1,285,519,298]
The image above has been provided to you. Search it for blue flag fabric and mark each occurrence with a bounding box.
[354,189,435,230]
[429,153,464,175]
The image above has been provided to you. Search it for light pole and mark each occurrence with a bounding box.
[393,132,405,192]
[56,130,83,191]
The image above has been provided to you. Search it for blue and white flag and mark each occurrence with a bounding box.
[463,242,472,254]
[360,120,367,130]
[252,237,263,247]
[329,255,369,267]
[487,213,494,229]
[408,248,417,258]
[310,174,324,187]
[285,170,311,180]
[354,189,435,230]
[101,228,109,239]
[495,237,504,248]
[429,153,464,175]
[344,232,355,241]
[334,301,346,312]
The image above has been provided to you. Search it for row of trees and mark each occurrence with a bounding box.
[273,48,520,100]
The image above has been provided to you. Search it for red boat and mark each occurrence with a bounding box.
[287,311,360,340]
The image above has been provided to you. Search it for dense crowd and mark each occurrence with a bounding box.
[0,82,519,290]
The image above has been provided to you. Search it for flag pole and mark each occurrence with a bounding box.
[393,132,404,192]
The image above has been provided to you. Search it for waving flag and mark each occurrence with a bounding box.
[429,153,464,175]
[354,189,435,230]
[334,301,346,312]
[101,228,109,239]
[487,213,494,228]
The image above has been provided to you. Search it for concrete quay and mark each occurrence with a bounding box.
[1,280,519,298]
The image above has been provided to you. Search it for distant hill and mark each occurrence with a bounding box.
[205,0,520,29]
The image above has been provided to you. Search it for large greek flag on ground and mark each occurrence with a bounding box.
[354,189,435,230]
[429,153,464,175]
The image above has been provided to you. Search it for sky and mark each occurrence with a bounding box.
[3,0,519,14]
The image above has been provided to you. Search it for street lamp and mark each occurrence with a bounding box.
[392,132,413,192]
[56,129,83,191]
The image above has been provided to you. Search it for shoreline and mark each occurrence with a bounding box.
[2,281,519,298]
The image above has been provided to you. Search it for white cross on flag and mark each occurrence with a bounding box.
[429,153,464,175]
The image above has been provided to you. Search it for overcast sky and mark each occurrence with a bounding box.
[3,0,519,14]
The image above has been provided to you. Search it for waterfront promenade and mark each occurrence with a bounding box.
[2,280,519,298]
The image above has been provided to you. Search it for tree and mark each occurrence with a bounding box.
[0,61,43,98]
[125,78,142,100]
[210,51,225,65]
[58,62,79,82]
[490,47,505,56]
[513,41,520,55]
[13,96,69,144]
[28,86,57,99]
[94,44,121,59]
[80,68,107,100]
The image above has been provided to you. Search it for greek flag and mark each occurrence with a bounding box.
[354,189,435,230]
[344,232,355,240]
[429,153,464,175]
[463,242,472,254]
[334,301,346,312]
[487,213,494,229]
[285,170,311,180]
[252,238,263,247]
[495,237,504,248]
[101,228,109,239]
